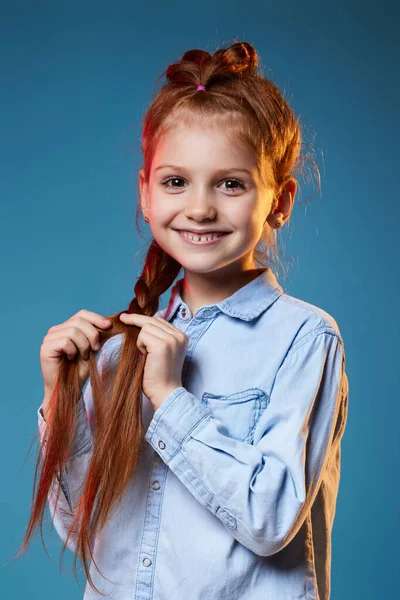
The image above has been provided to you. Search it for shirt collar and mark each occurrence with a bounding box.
[163,267,284,322]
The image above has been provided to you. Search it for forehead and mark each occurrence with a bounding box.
[152,121,258,172]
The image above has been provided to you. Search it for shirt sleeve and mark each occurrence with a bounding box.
[144,330,348,557]
[36,342,110,551]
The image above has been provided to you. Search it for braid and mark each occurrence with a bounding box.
[129,239,182,317]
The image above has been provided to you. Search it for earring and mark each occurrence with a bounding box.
[144,216,149,223]
[264,217,283,227]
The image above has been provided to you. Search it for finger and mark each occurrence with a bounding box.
[50,313,111,337]
[154,319,188,345]
[49,319,101,353]
[47,325,94,360]
[69,317,107,352]
[74,309,112,329]
[120,313,181,337]
[45,336,82,361]
[142,321,187,347]
[138,323,178,343]
[136,325,180,354]
[153,317,180,332]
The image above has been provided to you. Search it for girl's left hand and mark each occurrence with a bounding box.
[119,312,189,410]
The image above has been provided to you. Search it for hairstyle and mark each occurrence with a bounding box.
[16,40,320,594]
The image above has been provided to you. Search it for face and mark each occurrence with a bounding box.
[139,121,293,279]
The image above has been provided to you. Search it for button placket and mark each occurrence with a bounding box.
[135,444,168,595]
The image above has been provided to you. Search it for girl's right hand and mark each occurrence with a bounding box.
[40,309,112,401]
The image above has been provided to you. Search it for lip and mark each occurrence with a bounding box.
[176,229,231,247]
[174,228,231,234]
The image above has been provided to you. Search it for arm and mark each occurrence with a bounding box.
[145,330,348,557]
[37,341,111,552]
[38,388,94,552]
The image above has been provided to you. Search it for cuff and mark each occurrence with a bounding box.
[144,386,212,464]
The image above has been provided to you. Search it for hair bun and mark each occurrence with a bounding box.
[214,42,258,77]
[166,50,211,85]
[180,49,212,68]
[165,42,258,87]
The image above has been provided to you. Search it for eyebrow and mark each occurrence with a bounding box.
[155,164,254,176]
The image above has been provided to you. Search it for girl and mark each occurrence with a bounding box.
[20,42,348,599]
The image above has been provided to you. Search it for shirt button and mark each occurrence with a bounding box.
[181,308,187,317]
[158,440,166,449]
[152,480,161,490]
[142,557,152,567]
[203,309,212,317]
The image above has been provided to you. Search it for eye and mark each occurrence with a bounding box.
[161,176,186,190]
[160,176,247,193]
[220,178,246,192]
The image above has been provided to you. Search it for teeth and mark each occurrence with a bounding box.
[181,231,224,242]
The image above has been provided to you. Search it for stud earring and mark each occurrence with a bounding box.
[264,217,283,227]
[144,216,149,223]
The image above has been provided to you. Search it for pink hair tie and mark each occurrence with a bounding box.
[197,85,206,91]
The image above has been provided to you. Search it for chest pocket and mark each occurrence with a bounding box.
[201,387,269,444]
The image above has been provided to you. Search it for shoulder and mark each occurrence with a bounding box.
[276,292,344,352]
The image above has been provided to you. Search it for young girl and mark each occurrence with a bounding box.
[21,42,348,600]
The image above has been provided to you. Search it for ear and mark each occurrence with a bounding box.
[266,178,297,227]
[138,169,149,218]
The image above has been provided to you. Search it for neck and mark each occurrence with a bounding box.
[179,264,266,317]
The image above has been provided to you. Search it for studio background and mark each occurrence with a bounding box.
[1,1,398,598]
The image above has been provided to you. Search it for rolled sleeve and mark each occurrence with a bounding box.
[145,386,212,463]
[145,331,348,557]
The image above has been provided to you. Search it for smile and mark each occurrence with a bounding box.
[176,230,231,246]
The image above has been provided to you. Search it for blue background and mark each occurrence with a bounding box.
[2,1,398,598]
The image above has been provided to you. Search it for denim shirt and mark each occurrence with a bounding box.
[37,267,349,600]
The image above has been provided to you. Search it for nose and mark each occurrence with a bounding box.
[184,195,217,221]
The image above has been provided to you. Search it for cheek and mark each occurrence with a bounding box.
[234,214,266,247]
[150,193,179,224]
[232,209,260,234]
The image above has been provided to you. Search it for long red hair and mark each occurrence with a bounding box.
[16,40,319,594]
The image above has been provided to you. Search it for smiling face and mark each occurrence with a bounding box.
[139,120,293,279]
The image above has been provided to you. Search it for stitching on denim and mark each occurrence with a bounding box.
[180,451,237,529]
[248,393,270,443]
[149,388,187,439]
[134,461,167,599]
[286,329,342,359]
[178,450,219,510]
[167,413,212,462]
[202,388,270,444]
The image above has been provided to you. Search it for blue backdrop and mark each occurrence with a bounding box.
[2,1,398,598]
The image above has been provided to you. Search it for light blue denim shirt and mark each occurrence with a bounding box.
[37,267,349,600]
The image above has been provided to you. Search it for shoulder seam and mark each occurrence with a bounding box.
[286,325,343,359]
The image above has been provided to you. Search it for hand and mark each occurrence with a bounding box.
[40,309,113,401]
[119,313,188,410]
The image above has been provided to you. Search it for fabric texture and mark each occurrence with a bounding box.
[37,266,349,599]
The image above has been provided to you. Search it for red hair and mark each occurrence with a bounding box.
[16,40,319,594]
